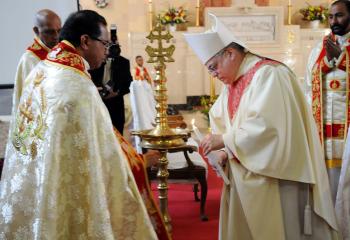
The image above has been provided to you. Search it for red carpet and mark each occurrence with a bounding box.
[152,166,223,240]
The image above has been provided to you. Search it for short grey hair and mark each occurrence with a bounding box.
[206,42,245,65]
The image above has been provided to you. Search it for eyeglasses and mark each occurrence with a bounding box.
[206,60,219,76]
[90,36,113,49]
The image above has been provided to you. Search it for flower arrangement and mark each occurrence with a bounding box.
[160,7,187,25]
[299,4,328,23]
[95,0,108,8]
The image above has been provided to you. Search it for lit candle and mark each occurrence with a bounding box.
[210,76,216,101]
[288,0,291,5]
[197,0,200,8]
[148,0,152,12]
[191,119,230,185]
[191,119,203,141]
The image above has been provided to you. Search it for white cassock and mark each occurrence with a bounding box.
[0,40,157,239]
[305,32,350,203]
[129,80,207,170]
[210,53,339,240]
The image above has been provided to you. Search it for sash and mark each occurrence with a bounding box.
[135,66,151,83]
[311,34,350,146]
[27,37,50,60]
[46,40,88,77]
[135,66,141,79]
[114,130,170,240]
[228,59,279,120]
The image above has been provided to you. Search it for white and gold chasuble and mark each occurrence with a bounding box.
[0,41,157,239]
[210,53,339,240]
[12,37,50,115]
[306,32,350,202]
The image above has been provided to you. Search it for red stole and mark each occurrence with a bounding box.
[27,38,50,60]
[228,59,279,120]
[114,130,170,240]
[46,40,88,77]
[311,33,350,144]
[135,66,151,82]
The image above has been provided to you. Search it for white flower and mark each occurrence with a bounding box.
[95,0,108,8]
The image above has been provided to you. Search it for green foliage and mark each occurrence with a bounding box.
[299,4,328,23]
[200,95,218,122]
[160,6,187,25]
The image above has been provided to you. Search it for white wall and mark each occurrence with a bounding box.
[0,0,77,85]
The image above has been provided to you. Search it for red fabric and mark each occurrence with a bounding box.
[114,130,170,240]
[46,41,87,76]
[152,155,222,240]
[311,34,350,143]
[27,38,49,60]
[324,123,346,139]
[227,59,279,120]
[135,66,151,82]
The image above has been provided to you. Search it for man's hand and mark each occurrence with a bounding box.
[325,36,342,61]
[200,134,225,155]
[144,150,160,167]
[104,90,119,99]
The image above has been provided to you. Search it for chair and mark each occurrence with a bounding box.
[129,80,208,221]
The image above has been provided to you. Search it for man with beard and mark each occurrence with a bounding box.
[305,0,350,205]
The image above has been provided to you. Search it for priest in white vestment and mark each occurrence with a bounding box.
[0,10,157,239]
[12,9,61,114]
[184,14,339,240]
[305,0,350,204]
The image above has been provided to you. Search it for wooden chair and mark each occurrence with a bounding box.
[146,144,208,221]
[129,81,208,220]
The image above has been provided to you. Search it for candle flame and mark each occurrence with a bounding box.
[191,118,195,125]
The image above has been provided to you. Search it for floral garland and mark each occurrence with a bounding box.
[95,0,109,8]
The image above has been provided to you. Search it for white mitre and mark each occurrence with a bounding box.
[184,14,248,64]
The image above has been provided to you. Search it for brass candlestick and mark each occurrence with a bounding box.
[196,0,201,27]
[132,19,190,234]
[288,4,292,25]
[149,11,153,31]
[209,75,216,103]
[148,1,153,31]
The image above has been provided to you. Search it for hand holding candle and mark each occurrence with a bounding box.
[191,119,230,185]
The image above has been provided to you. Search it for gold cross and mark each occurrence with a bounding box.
[145,17,175,66]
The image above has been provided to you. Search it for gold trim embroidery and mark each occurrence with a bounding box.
[11,71,48,159]
[326,159,342,168]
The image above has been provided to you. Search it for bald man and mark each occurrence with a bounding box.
[12,9,61,113]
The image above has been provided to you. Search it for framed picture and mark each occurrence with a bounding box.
[205,6,284,47]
